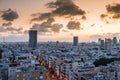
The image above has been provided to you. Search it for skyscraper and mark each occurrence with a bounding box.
[105,38,112,52]
[29,30,37,48]
[73,36,78,46]
[98,38,104,49]
[112,37,117,45]
[98,38,102,45]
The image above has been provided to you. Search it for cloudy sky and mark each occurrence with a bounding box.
[0,0,120,42]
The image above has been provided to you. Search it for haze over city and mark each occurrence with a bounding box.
[1,0,120,80]
[0,0,120,42]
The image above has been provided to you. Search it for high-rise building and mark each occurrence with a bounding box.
[112,37,117,45]
[73,36,78,46]
[98,38,102,45]
[29,30,37,48]
[98,38,104,49]
[105,38,112,52]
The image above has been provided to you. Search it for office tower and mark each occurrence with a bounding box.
[112,37,117,45]
[29,30,37,48]
[73,36,78,46]
[98,39,104,49]
[98,38,102,45]
[105,38,112,52]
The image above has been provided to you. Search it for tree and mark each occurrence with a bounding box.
[93,57,120,67]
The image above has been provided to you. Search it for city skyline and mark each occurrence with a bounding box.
[0,0,120,42]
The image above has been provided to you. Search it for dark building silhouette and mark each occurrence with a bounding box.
[105,38,112,52]
[73,36,78,46]
[98,38,105,49]
[29,30,37,48]
[112,37,117,45]
[100,40,105,49]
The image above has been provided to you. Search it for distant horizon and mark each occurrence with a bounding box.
[0,36,120,43]
[0,0,120,41]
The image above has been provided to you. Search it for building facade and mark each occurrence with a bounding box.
[29,30,37,48]
[73,36,78,46]
[105,38,112,52]
[113,37,117,46]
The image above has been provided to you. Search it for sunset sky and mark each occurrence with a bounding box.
[0,0,120,42]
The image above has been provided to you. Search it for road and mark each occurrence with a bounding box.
[36,56,68,80]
